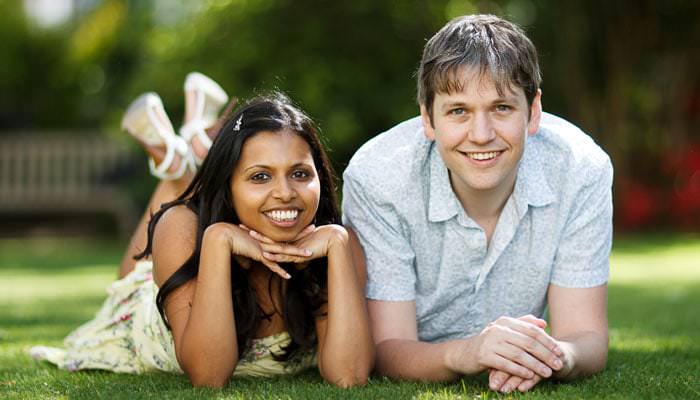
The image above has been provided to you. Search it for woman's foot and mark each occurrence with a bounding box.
[122,92,194,180]
[180,72,229,165]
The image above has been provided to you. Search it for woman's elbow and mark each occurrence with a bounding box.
[187,371,230,388]
[321,364,372,388]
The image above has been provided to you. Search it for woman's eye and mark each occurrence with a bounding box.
[291,170,310,179]
[250,172,270,182]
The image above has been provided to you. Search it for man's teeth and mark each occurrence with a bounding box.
[266,210,299,221]
[467,151,499,160]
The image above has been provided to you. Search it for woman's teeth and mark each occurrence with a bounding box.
[265,210,299,221]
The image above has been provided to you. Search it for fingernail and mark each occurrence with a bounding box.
[554,358,563,369]
[304,249,312,256]
[501,385,512,393]
[540,367,552,377]
[490,380,501,390]
[284,273,291,279]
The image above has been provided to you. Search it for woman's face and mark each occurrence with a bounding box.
[230,129,321,242]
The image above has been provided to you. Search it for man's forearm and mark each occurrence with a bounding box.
[554,331,608,381]
[375,338,473,382]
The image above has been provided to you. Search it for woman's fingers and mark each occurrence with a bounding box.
[259,241,312,258]
[261,251,310,264]
[259,257,290,279]
[292,224,316,241]
[246,228,277,244]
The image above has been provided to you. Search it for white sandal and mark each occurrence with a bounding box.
[179,72,229,165]
[121,92,193,180]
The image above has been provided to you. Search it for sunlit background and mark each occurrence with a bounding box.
[2,0,699,238]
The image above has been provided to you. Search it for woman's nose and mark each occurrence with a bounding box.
[272,179,297,201]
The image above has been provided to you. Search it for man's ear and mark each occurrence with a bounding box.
[420,105,436,141]
[527,89,543,136]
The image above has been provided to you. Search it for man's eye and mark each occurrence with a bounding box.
[495,104,511,112]
[450,108,465,115]
[250,172,270,181]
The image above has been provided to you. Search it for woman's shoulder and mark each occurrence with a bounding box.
[152,204,199,286]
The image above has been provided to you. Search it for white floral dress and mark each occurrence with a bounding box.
[30,261,316,377]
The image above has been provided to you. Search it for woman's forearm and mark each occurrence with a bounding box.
[177,225,238,387]
[318,230,374,387]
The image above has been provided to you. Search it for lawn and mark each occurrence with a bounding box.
[1,234,699,399]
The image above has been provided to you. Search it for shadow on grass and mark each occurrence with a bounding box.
[612,232,700,255]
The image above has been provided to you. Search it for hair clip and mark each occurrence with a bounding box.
[233,116,243,131]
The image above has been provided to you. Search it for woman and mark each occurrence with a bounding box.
[31,76,373,388]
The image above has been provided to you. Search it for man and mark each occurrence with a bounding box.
[342,14,612,393]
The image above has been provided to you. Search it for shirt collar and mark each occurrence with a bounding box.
[428,143,462,222]
[427,138,556,223]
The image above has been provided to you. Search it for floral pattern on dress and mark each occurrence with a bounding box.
[30,260,316,378]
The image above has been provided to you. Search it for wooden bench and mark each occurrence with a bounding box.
[0,134,139,238]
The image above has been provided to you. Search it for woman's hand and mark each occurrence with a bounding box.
[245,224,349,265]
[210,223,310,279]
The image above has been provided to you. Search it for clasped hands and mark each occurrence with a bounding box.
[228,223,346,279]
[455,315,571,393]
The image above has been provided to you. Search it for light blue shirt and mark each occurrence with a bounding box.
[342,113,613,342]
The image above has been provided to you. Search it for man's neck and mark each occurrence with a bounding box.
[449,173,517,243]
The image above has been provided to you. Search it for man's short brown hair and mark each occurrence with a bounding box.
[417,14,541,122]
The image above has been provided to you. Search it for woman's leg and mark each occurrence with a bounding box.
[117,144,193,279]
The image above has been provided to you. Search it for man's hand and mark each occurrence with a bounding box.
[451,314,563,386]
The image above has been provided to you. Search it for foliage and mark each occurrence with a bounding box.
[1,0,699,230]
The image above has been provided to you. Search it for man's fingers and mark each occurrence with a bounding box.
[498,343,553,378]
[488,354,536,380]
[489,369,510,391]
[518,374,542,392]
[499,374,525,394]
[518,314,547,329]
[503,319,563,361]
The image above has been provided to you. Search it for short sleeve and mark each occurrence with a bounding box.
[551,159,613,287]
[342,172,417,301]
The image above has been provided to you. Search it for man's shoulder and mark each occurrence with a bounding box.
[533,113,612,183]
[344,116,431,193]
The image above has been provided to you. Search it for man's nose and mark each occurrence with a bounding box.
[467,112,496,144]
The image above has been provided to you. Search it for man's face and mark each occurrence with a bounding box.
[421,69,542,202]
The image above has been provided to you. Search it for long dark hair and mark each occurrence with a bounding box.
[136,92,340,360]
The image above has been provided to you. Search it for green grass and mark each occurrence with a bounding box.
[1,235,699,399]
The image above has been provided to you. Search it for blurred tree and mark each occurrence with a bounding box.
[2,0,699,230]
